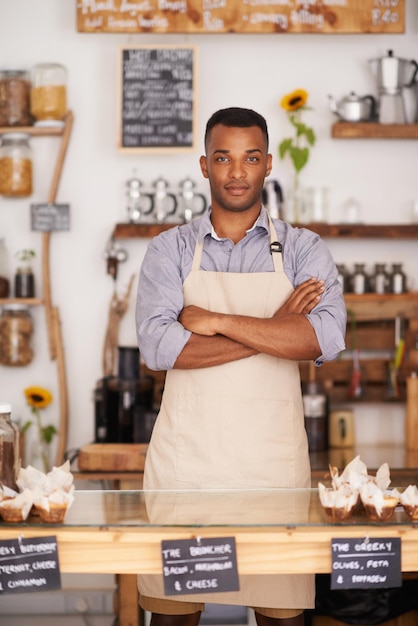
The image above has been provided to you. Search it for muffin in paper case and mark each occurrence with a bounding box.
[318,482,359,522]
[360,481,400,522]
[399,484,418,521]
[0,489,34,522]
[32,485,75,523]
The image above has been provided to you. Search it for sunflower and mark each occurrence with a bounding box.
[24,386,53,409]
[280,89,308,112]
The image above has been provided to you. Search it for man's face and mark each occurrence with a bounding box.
[200,124,272,214]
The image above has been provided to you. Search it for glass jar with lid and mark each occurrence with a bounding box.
[0,303,34,366]
[30,63,67,123]
[0,69,31,127]
[0,402,19,491]
[0,132,33,197]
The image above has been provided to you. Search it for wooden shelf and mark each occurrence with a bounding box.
[345,292,418,321]
[0,117,68,137]
[304,222,418,239]
[112,221,418,240]
[112,222,181,239]
[332,121,418,139]
[0,297,43,306]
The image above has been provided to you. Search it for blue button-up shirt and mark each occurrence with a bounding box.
[136,208,346,371]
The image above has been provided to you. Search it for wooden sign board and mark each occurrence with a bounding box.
[77,0,405,34]
[117,46,197,153]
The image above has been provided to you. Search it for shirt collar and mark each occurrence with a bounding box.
[197,206,270,242]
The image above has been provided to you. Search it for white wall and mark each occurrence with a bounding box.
[1,0,418,458]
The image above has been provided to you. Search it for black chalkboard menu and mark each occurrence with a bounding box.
[118,46,197,153]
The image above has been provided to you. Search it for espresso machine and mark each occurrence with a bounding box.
[368,49,418,124]
[94,346,156,443]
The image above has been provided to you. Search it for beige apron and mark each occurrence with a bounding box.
[140,213,314,608]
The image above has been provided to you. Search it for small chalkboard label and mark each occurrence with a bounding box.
[161,537,239,596]
[31,203,70,232]
[118,46,197,153]
[0,536,61,595]
[331,537,401,590]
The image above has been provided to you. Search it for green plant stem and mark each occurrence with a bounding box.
[34,409,50,473]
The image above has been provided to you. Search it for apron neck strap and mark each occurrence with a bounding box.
[192,208,283,272]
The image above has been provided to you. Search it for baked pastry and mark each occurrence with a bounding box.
[360,481,400,522]
[399,484,418,520]
[0,489,33,522]
[318,482,359,522]
[33,486,74,523]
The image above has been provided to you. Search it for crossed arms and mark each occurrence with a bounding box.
[174,277,324,369]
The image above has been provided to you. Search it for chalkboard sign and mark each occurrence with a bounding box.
[0,536,61,595]
[31,203,70,232]
[118,46,197,153]
[161,537,239,596]
[78,0,405,34]
[331,537,401,590]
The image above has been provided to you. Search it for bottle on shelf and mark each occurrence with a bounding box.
[0,237,10,297]
[371,263,389,294]
[336,263,350,293]
[14,249,36,298]
[389,263,407,294]
[351,263,369,294]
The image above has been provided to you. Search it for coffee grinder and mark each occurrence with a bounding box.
[368,49,418,124]
[94,346,156,443]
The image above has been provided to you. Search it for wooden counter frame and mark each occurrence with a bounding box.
[2,523,418,575]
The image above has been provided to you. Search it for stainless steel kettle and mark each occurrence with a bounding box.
[328,92,376,122]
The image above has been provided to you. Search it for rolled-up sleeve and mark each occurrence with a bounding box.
[136,231,192,371]
[286,227,347,365]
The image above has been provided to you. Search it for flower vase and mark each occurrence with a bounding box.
[286,177,306,224]
[30,436,51,473]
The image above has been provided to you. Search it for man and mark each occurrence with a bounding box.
[136,107,346,626]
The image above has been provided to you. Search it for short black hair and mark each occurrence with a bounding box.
[204,107,269,151]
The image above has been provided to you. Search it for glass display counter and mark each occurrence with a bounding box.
[1,489,418,575]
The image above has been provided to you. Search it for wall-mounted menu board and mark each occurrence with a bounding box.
[77,0,405,34]
[117,46,197,153]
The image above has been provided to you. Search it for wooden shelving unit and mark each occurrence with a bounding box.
[300,292,418,403]
[112,222,418,240]
[0,113,74,466]
[332,121,418,139]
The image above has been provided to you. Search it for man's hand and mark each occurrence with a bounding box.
[274,277,324,318]
[179,305,219,336]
